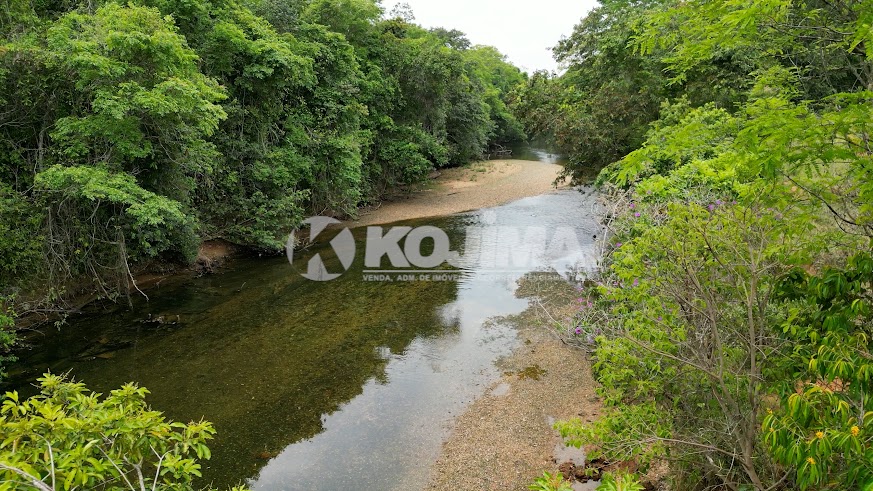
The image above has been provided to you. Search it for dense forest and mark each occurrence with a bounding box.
[0,0,525,329]
[526,0,873,489]
[2,0,873,489]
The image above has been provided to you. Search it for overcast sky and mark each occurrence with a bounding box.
[385,0,599,73]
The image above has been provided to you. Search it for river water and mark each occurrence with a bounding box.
[7,153,602,490]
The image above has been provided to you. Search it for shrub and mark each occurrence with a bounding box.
[0,373,244,491]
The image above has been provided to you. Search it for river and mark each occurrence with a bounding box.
[6,150,602,491]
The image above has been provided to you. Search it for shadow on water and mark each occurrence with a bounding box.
[7,184,602,490]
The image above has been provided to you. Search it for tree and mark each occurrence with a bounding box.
[1,2,225,298]
[429,27,469,50]
[513,0,755,180]
[0,0,527,352]
[560,190,821,489]
[509,1,668,179]
[0,373,244,491]
[557,1,873,487]
[388,2,415,23]
[464,45,526,145]
[765,255,873,489]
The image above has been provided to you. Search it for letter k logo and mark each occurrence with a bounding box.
[286,217,355,281]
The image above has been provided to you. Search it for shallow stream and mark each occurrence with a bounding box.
[8,152,602,491]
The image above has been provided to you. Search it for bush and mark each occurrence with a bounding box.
[0,373,244,491]
[597,472,644,491]
[528,471,572,491]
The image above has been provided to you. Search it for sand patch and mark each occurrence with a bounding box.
[345,159,565,227]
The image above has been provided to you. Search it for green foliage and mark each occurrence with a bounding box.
[556,403,667,465]
[512,0,671,179]
[637,0,871,98]
[556,0,873,488]
[464,45,527,144]
[596,472,644,491]
[35,165,195,262]
[597,99,739,187]
[0,0,526,326]
[569,192,825,488]
[0,185,42,291]
[0,2,224,300]
[527,471,572,491]
[510,0,766,181]
[0,373,243,491]
[301,0,382,47]
[0,298,17,381]
[371,125,446,188]
[45,2,226,188]
[429,27,470,51]
[763,254,873,489]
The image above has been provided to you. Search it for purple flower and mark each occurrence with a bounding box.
[732,200,737,205]
[586,334,595,344]
[632,278,639,287]
[575,328,582,335]
[630,203,636,209]
[657,316,663,322]
[615,242,623,248]
[715,199,723,206]
[634,212,641,218]
[708,204,715,211]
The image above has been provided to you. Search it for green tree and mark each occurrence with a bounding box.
[429,27,470,50]
[513,0,669,179]
[559,193,822,489]
[464,45,526,145]
[764,255,873,489]
[0,0,528,361]
[0,373,243,491]
[1,2,225,297]
[563,0,873,487]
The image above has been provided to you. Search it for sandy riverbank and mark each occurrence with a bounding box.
[343,159,599,490]
[136,157,602,490]
[426,279,602,491]
[345,159,566,227]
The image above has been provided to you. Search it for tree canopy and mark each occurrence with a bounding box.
[0,0,528,328]
[545,0,873,489]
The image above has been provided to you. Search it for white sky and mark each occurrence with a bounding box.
[385,0,599,73]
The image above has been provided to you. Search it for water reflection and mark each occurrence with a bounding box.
[505,142,568,166]
[250,190,600,490]
[7,189,601,491]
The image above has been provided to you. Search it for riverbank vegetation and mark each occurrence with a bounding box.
[4,0,873,489]
[536,0,873,490]
[0,0,526,360]
[0,374,241,491]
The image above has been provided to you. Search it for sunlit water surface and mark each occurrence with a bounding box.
[9,151,602,491]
